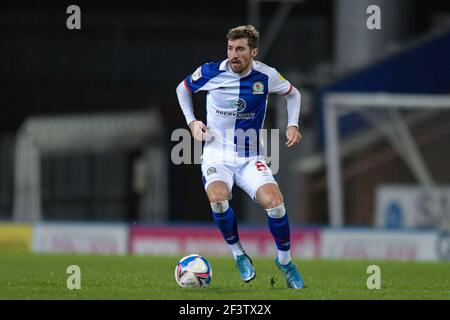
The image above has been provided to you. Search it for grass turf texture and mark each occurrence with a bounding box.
[0,252,449,299]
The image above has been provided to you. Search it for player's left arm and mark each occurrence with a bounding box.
[284,86,302,148]
[269,68,302,148]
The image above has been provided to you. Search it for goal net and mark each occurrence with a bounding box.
[323,93,450,229]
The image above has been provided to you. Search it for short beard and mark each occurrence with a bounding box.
[231,62,248,74]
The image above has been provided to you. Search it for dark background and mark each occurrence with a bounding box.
[1,0,449,224]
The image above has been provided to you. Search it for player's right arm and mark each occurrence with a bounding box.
[176,62,223,141]
[175,78,207,141]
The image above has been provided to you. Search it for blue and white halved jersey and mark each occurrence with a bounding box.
[184,59,293,161]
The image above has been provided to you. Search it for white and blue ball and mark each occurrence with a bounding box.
[175,254,212,288]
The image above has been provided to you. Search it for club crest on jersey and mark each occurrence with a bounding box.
[253,82,264,94]
[191,66,202,82]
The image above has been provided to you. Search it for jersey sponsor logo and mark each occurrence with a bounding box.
[216,110,237,117]
[206,167,217,176]
[253,82,264,94]
[237,112,255,120]
[233,98,246,112]
[191,66,202,82]
[216,98,255,119]
[215,110,255,120]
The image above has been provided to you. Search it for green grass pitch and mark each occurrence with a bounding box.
[0,251,449,300]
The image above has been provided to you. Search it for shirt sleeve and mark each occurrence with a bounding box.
[184,62,222,93]
[268,68,293,96]
[286,86,301,128]
[176,81,196,125]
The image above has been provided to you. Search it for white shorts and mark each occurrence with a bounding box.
[201,157,278,200]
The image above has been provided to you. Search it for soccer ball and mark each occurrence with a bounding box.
[175,254,212,288]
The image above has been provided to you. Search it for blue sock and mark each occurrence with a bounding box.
[268,213,291,251]
[212,206,239,245]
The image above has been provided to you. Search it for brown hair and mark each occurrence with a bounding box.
[226,25,260,48]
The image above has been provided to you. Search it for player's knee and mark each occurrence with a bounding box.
[210,200,229,214]
[207,182,229,203]
[266,195,284,209]
[256,184,284,209]
[260,193,284,210]
[266,202,286,219]
[208,190,229,203]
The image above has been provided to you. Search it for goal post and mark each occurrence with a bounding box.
[13,110,167,223]
[324,92,450,227]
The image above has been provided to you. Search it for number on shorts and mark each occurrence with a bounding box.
[255,161,267,172]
